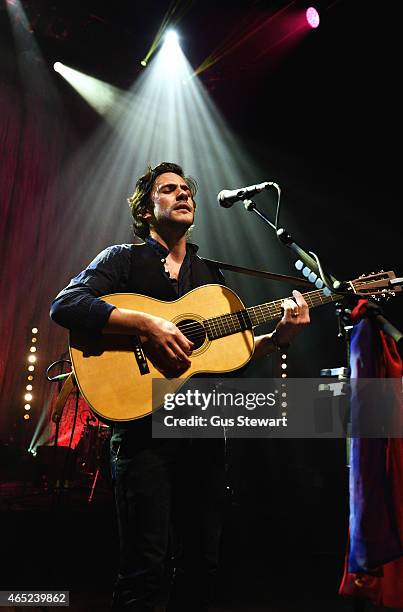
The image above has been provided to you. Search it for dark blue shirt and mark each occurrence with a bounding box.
[50,237,223,331]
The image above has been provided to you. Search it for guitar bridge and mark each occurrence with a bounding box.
[132,336,150,375]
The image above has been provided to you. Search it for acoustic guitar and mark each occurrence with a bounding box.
[69,271,399,421]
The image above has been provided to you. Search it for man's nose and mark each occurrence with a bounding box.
[176,188,188,200]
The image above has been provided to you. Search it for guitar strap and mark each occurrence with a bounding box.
[199,257,313,288]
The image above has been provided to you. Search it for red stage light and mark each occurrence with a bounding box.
[306,7,320,29]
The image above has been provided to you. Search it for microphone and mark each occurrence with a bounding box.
[217,181,276,208]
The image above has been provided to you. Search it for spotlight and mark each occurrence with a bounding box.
[28,365,35,372]
[28,354,37,363]
[165,30,178,44]
[306,7,320,29]
[26,384,33,391]
[140,59,147,67]
[24,393,33,401]
[159,29,182,72]
[24,414,30,421]
[31,327,38,334]
[24,404,31,410]
[53,61,62,72]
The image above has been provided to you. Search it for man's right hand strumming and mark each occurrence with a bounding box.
[103,308,193,374]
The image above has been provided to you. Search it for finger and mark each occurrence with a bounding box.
[163,345,179,362]
[175,330,194,352]
[291,290,308,310]
[169,341,192,365]
[281,298,299,318]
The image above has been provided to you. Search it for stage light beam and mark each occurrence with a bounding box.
[160,30,182,67]
[53,62,122,116]
[165,30,178,44]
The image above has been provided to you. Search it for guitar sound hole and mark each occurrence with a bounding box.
[177,319,206,350]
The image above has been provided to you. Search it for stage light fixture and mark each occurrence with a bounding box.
[24,404,31,410]
[30,346,36,352]
[24,414,30,421]
[28,365,35,372]
[24,393,33,401]
[53,61,62,72]
[140,60,147,67]
[31,327,38,334]
[26,384,32,391]
[28,354,36,363]
[306,7,320,28]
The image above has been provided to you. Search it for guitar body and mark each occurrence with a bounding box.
[69,284,254,422]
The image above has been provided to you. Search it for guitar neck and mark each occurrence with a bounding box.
[203,288,340,340]
[246,288,339,327]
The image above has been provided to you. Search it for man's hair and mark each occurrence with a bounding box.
[128,162,198,238]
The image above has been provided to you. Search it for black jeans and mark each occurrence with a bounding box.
[110,426,226,611]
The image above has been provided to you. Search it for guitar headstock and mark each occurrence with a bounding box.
[351,270,401,299]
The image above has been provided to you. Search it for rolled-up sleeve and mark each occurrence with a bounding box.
[50,244,132,332]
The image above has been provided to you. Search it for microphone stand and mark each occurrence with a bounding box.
[243,198,403,342]
[243,199,346,292]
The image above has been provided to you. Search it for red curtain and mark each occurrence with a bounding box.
[0,80,77,439]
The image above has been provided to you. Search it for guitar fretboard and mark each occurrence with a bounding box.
[203,288,339,340]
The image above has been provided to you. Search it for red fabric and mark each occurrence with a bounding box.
[340,299,403,608]
[351,299,403,379]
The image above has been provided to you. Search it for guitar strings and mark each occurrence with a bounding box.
[175,292,335,336]
[175,293,335,339]
[164,278,383,341]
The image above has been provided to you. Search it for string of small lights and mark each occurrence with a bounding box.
[280,351,288,418]
[23,327,38,421]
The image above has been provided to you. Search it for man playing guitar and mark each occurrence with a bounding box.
[50,162,309,611]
